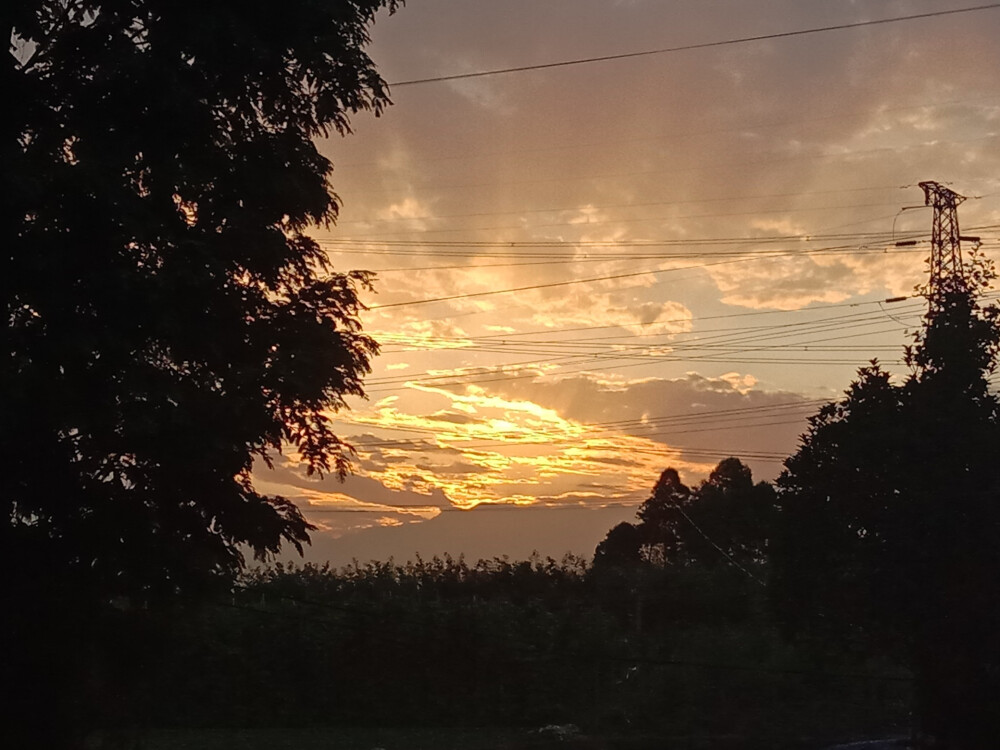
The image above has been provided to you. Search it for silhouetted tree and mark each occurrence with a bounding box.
[3,1,398,744]
[773,253,1000,748]
[685,457,776,567]
[628,460,775,568]
[593,521,644,570]
[772,362,911,641]
[636,468,693,564]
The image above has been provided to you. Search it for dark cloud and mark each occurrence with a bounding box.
[486,373,811,479]
[423,410,482,425]
[257,461,453,510]
[492,372,801,421]
[414,461,490,476]
[581,455,647,468]
[572,481,642,492]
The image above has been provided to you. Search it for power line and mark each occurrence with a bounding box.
[363,304,923,387]
[348,397,830,446]
[354,238,996,330]
[339,394,830,465]
[374,295,925,343]
[364,345,902,391]
[367,257,734,310]
[333,241,924,259]
[365,351,891,391]
[343,417,811,460]
[365,248,923,311]
[382,284,959,333]
[662,497,768,586]
[374,303,923,354]
[362,355,891,394]
[352,413,818,452]
[389,5,1000,86]
[323,225,966,250]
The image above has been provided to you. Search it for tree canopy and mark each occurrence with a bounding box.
[4,0,399,601]
[773,253,1000,747]
[595,458,775,571]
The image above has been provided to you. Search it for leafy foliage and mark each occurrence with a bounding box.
[3,3,397,745]
[593,520,644,569]
[4,0,398,599]
[142,558,908,743]
[773,253,1000,746]
[598,459,776,571]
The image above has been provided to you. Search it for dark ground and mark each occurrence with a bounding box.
[138,727,912,750]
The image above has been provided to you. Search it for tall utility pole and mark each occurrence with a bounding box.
[918,181,965,299]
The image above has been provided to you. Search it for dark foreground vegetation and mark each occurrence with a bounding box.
[96,555,913,748]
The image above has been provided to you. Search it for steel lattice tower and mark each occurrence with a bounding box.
[918,181,965,298]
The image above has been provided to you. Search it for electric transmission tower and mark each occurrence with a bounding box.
[918,181,966,300]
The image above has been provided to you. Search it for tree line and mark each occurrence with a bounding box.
[586,250,1000,748]
[122,552,909,745]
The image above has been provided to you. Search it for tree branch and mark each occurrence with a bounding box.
[16,0,84,74]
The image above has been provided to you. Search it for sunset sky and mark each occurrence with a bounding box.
[255,0,1000,565]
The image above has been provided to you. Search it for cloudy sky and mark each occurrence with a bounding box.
[256,0,1000,565]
